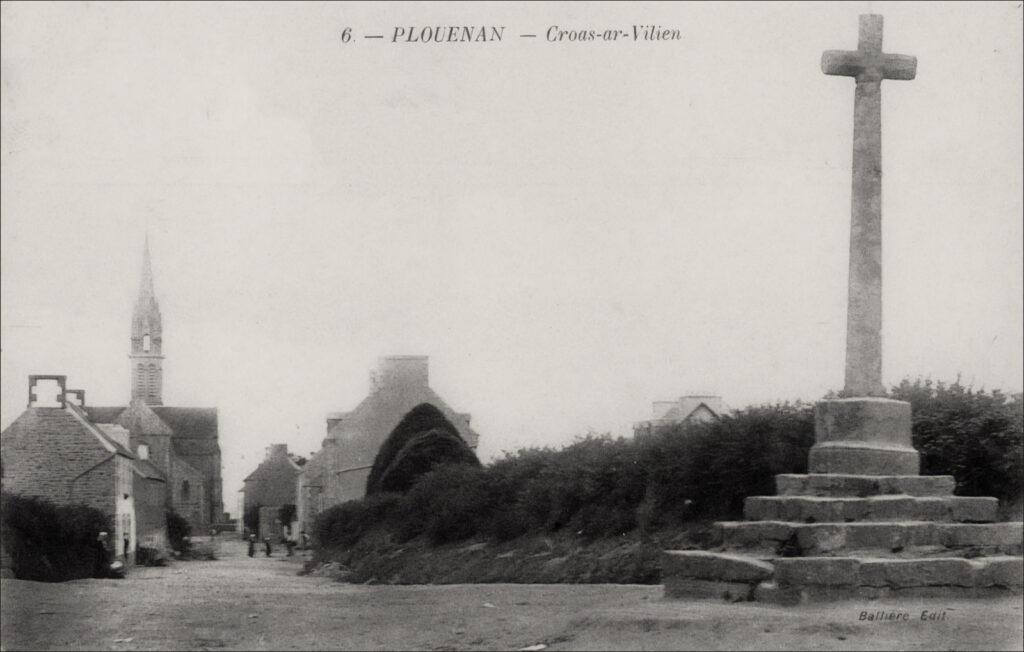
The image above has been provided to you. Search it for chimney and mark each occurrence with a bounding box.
[325,412,348,430]
[28,375,67,408]
[370,356,429,392]
[267,444,288,459]
[66,389,86,407]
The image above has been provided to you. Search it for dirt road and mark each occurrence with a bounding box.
[2,539,1021,651]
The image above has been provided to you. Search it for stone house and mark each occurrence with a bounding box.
[633,395,728,439]
[242,444,305,540]
[297,356,481,534]
[1,375,168,561]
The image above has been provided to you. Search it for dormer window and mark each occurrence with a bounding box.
[137,444,149,460]
[142,334,151,352]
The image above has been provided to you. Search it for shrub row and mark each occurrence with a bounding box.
[315,380,1023,551]
[0,492,111,582]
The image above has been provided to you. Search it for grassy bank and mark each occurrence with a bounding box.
[310,524,716,585]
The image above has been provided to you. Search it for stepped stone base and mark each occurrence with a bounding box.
[663,552,1023,603]
[662,395,1019,604]
[662,467,1022,603]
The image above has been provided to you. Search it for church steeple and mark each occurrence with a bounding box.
[130,236,164,405]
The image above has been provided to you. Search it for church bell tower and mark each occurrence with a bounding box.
[130,237,164,405]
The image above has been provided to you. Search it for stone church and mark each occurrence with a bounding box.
[83,240,224,529]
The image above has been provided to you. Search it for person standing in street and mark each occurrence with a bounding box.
[263,536,272,557]
[93,532,111,578]
[247,533,256,558]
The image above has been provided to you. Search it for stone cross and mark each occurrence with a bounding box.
[822,14,916,397]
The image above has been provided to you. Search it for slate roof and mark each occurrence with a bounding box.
[0,406,135,460]
[151,407,218,440]
[67,405,135,458]
[132,458,166,481]
[84,407,129,425]
[326,382,481,471]
[84,405,220,458]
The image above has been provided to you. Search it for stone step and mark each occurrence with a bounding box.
[744,495,997,523]
[716,521,1023,556]
[775,473,955,497]
[662,550,1022,603]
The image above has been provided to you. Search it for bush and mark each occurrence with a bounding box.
[315,492,402,549]
[166,510,191,554]
[0,492,111,582]
[310,378,1021,555]
[892,379,1023,503]
[641,403,815,521]
[366,404,465,495]
[514,435,646,538]
[396,464,496,544]
[379,428,481,494]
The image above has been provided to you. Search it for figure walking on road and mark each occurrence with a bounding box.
[247,533,255,558]
[263,536,272,557]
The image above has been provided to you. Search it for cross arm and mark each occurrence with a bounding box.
[822,50,917,81]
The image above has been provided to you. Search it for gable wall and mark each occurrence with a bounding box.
[1,409,114,513]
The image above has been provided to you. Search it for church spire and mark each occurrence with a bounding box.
[139,232,156,300]
[130,236,164,405]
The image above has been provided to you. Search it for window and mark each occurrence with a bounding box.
[147,364,157,399]
[137,444,149,460]
[182,480,191,503]
[142,334,151,352]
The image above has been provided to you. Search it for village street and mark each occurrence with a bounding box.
[1,538,1021,651]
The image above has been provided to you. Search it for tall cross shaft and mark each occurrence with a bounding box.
[822,14,916,396]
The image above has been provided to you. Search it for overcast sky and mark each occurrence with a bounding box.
[2,2,1021,516]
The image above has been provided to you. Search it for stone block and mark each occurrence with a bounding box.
[663,578,754,602]
[941,523,1023,548]
[866,496,917,520]
[776,474,955,497]
[975,556,1023,589]
[913,497,952,521]
[859,558,977,588]
[773,557,861,586]
[809,399,918,475]
[813,398,913,446]
[661,550,774,583]
[808,443,919,476]
[718,521,793,548]
[949,497,998,523]
[842,522,912,550]
[751,581,802,606]
[796,524,847,554]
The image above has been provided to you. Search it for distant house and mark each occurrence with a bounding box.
[1,375,168,561]
[633,395,728,439]
[242,444,306,540]
[298,356,481,534]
